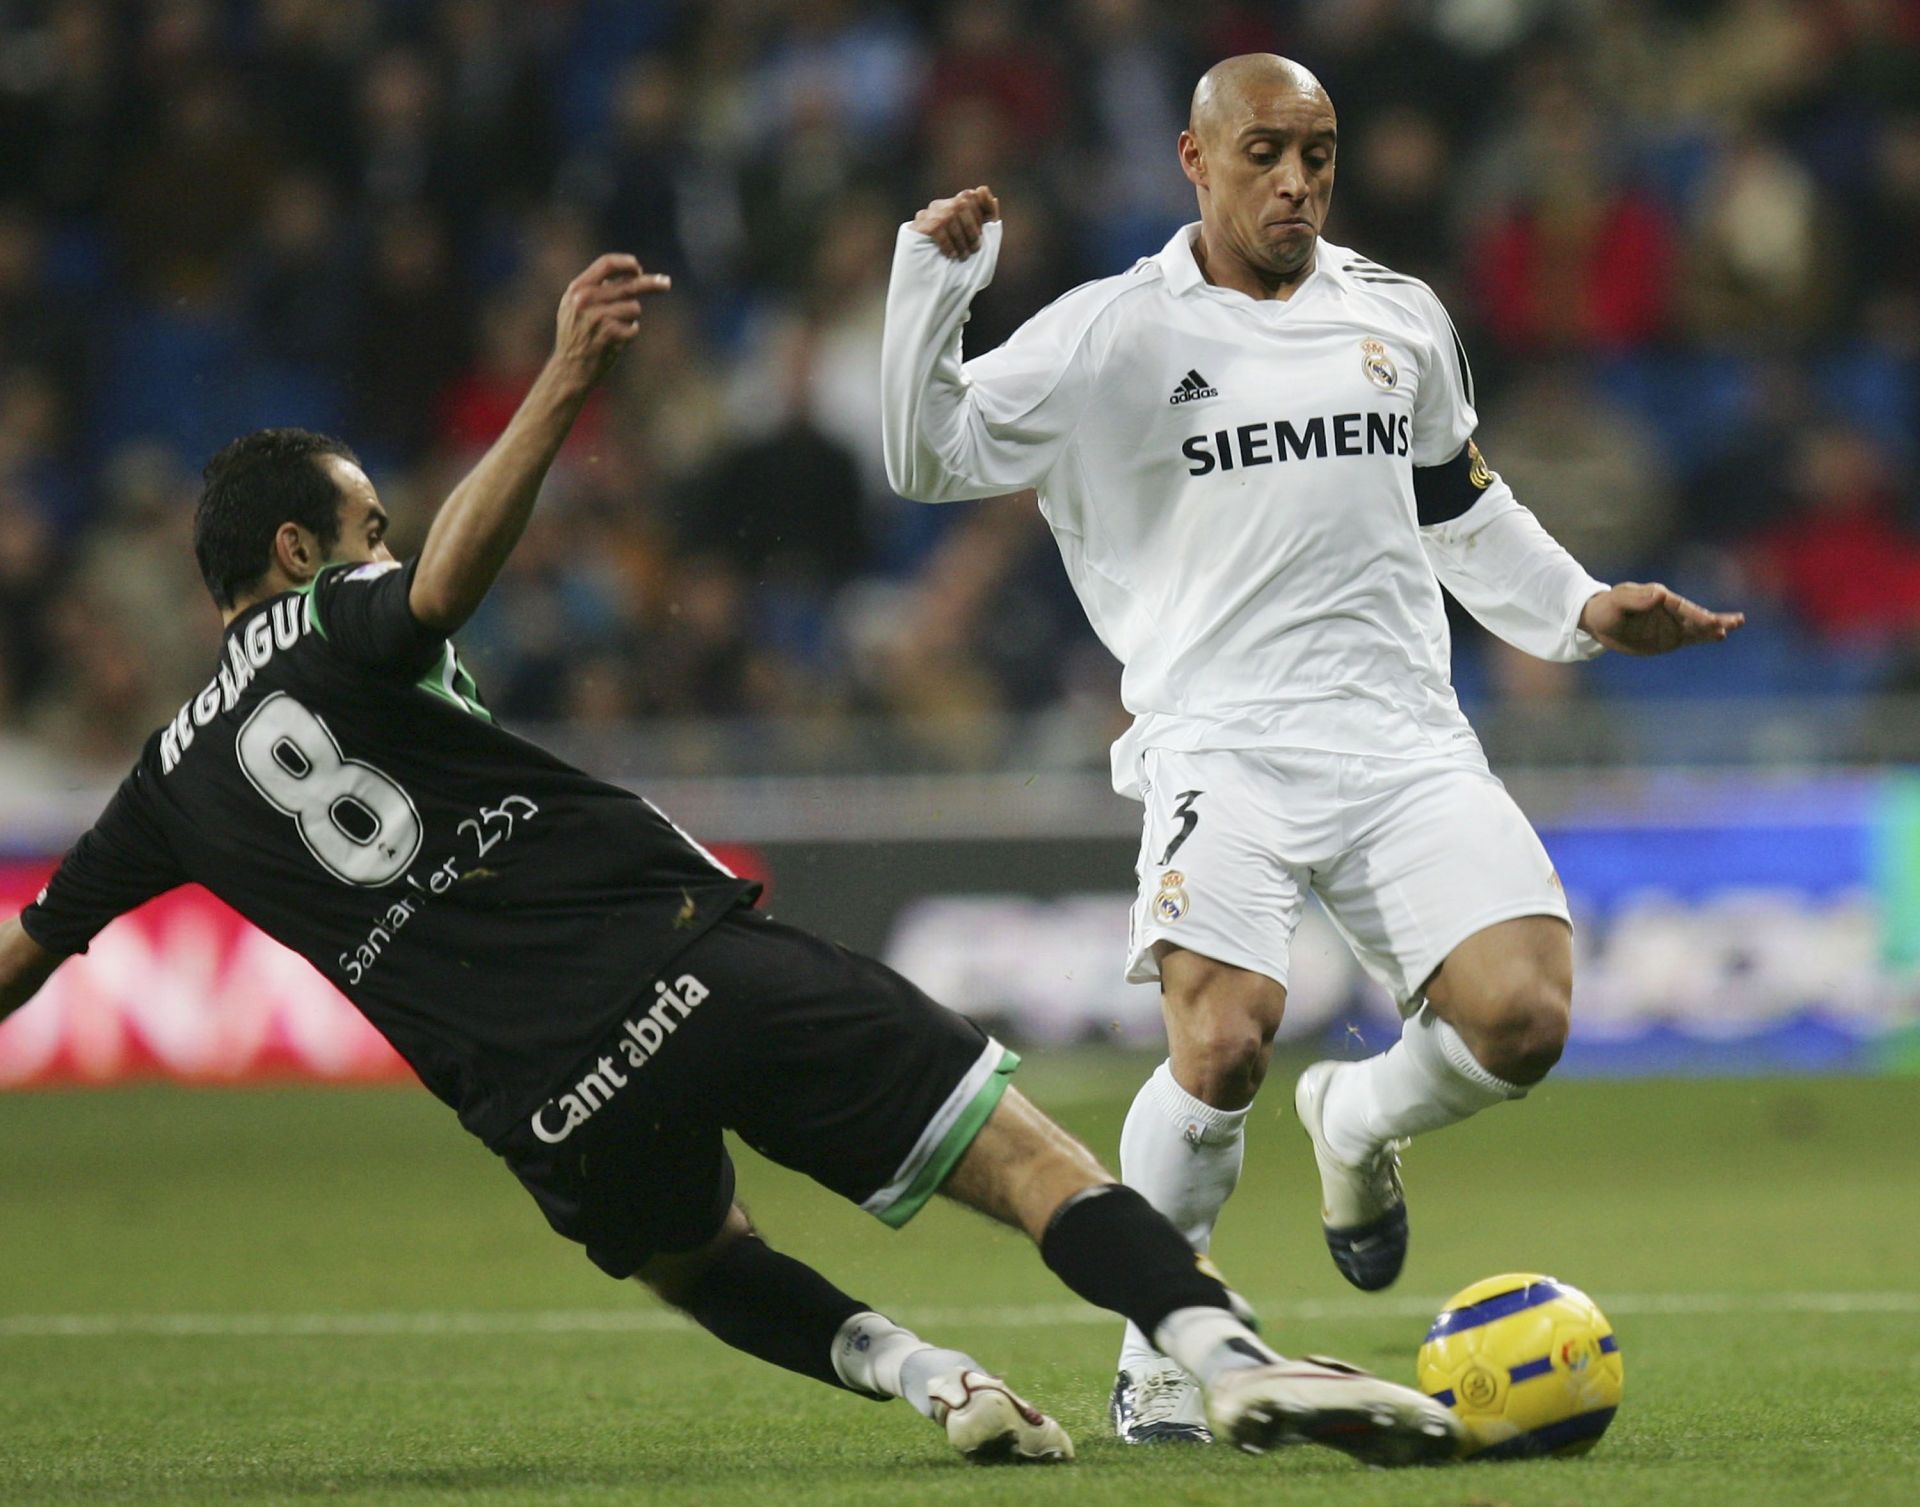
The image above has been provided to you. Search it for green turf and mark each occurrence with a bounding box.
[2,1051,1916,1506]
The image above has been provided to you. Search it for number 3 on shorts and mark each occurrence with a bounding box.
[1157,789,1204,866]
[236,691,423,886]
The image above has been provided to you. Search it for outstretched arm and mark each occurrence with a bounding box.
[1417,446,1742,661]
[0,916,61,1028]
[409,254,668,633]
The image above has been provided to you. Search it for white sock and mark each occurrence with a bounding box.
[1319,1004,1526,1166]
[1115,1059,1250,1376]
[832,1311,980,1418]
[1153,1305,1282,1387]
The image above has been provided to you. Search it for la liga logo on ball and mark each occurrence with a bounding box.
[1416,1274,1623,1460]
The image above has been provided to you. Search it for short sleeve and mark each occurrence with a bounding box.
[18,752,185,956]
[306,558,446,675]
[1408,286,1479,468]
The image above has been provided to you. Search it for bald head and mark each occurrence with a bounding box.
[1189,54,1333,144]
[1177,54,1338,298]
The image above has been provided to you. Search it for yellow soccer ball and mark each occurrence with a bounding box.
[1415,1273,1624,1459]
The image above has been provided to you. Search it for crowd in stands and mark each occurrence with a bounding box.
[1,0,1918,777]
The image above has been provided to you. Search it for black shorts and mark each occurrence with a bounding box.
[494,908,1018,1279]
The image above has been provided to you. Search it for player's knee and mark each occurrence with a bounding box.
[635,1204,754,1307]
[1177,1017,1272,1108]
[1160,954,1285,1108]
[1473,977,1570,1086]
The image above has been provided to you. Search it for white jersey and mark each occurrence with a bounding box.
[882,221,1608,797]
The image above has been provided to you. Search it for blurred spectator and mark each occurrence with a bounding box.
[757,0,925,143]
[252,0,381,183]
[1682,131,1832,346]
[681,332,870,593]
[434,0,555,207]
[351,204,471,461]
[605,300,732,487]
[0,489,62,718]
[727,195,896,516]
[1854,111,1920,348]
[1470,67,1675,353]
[1330,106,1455,286]
[0,0,131,213]
[241,171,359,372]
[1747,425,1920,642]
[110,69,274,303]
[436,286,575,454]
[572,57,705,289]
[0,205,86,406]
[355,46,466,220]
[1061,0,1192,266]
[64,442,220,718]
[1481,365,1675,576]
[921,0,1068,149]
[639,554,805,719]
[0,365,82,532]
[0,0,1916,766]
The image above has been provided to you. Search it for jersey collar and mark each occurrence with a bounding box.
[1154,221,1329,305]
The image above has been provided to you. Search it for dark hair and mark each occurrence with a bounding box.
[193,428,360,608]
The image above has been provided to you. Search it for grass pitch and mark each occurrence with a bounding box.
[1,1050,1916,1506]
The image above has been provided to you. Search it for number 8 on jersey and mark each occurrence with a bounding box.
[236,691,423,887]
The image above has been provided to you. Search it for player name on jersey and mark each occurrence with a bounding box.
[159,594,313,773]
[1181,410,1411,476]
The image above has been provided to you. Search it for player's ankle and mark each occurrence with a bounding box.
[831,1311,929,1402]
[1152,1306,1282,1387]
[898,1347,984,1420]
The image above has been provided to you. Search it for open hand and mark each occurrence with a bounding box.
[553,254,670,383]
[912,186,1001,260]
[1579,582,1745,656]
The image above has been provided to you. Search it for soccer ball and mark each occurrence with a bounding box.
[1415,1273,1623,1460]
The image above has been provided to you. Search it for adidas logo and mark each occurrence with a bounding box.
[1168,369,1219,405]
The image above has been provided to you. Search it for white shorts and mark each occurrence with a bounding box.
[1125,746,1569,1008]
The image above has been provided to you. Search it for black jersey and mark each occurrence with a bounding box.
[19,559,758,1145]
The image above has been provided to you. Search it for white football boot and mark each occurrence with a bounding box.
[1110,1358,1213,1444]
[1205,1355,1464,1466]
[926,1368,1074,1464]
[1295,1060,1409,1291]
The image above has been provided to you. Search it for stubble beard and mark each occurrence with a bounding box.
[1253,228,1316,286]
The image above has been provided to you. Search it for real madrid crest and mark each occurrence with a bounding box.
[1360,337,1398,391]
[1154,870,1190,924]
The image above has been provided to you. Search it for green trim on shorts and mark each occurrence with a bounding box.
[874,1046,1021,1229]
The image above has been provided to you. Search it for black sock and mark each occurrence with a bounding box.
[680,1234,866,1390]
[1039,1183,1233,1339]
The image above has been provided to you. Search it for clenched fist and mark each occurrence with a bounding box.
[912,186,1001,260]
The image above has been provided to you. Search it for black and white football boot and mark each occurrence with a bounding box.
[1295,1060,1410,1291]
[1110,1359,1213,1445]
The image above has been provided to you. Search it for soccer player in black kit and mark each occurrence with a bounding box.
[0,254,1461,1468]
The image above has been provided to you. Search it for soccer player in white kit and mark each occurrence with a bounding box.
[880,55,1742,1444]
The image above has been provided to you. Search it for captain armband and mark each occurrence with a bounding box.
[1413,438,1497,527]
